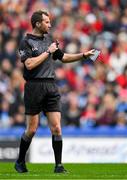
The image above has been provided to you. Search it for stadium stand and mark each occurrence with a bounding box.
[0,0,127,136]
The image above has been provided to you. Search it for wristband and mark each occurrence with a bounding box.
[53,49,64,60]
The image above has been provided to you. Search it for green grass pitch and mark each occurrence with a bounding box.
[0,163,127,179]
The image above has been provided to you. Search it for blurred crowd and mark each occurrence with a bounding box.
[0,0,127,129]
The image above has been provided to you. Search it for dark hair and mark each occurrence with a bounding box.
[31,10,49,29]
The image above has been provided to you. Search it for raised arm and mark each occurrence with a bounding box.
[25,51,50,70]
[61,49,95,63]
[25,42,58,70]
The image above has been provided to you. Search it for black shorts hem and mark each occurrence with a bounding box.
[25,108,42,115]
[25,109,61,115]
[43,109,61,116]
[43,109,61,113]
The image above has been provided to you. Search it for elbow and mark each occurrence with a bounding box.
[25,61,33,70]
[61,54,67,63]
[26,65,33,70]
[61,59,66,63]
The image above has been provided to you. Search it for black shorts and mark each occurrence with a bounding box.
[24,79,61,115]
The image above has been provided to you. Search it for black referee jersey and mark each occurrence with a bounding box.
[19,33,63,81]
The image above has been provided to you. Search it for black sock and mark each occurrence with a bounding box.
[52,135,62,166]
[17,133,32,163]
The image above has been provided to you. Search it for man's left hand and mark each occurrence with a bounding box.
[83,49,95,58]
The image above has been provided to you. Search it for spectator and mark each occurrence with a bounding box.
[64,91,81,127]
[95,93,117,126]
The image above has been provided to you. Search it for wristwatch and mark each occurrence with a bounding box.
[46,49,51,55]
[83,53,87,59]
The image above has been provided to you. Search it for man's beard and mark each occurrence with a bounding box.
[41,30,48,35]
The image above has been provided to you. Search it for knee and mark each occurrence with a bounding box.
[51,124,61,135]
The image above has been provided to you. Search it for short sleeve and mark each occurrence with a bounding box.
[19,40,32,62]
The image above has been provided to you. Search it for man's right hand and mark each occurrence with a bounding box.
[47,42,58,53]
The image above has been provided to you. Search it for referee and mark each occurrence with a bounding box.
[14,10,95,173]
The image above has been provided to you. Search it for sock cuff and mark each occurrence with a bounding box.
[22,132,32,142]
[52,135,62,141]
